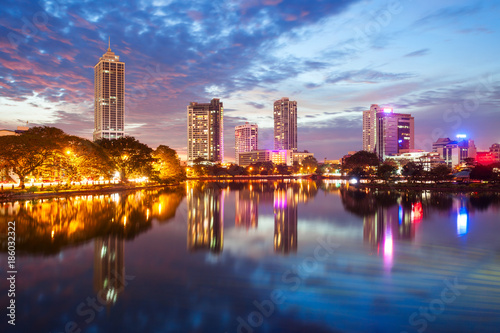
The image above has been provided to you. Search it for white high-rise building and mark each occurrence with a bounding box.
[362,104,381,152]
[93,39,125,141]
[187,98,224,164]
[274,97,297,151]
[235,122,258,165]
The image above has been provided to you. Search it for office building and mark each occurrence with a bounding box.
[362,105,414,160]
[187,98,224,164]
[362,104,382,152]
[235,122,258,165]
[93,39,125,141]
[237,149,314,167]
[433,136,477,168]
[490,143,500,162]
[274,97,297,151]
[389,151,445,171]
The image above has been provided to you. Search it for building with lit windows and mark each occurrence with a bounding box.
[362,105,414,160]
[237,149,313,167]
[362,104,382,152]
[187,98,224,164]
[274,97,297,151]
[93,40,125,141]
[490,143,500,162]
[433,136,477,168]
[235,122,258,165]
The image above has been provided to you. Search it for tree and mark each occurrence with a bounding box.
[0,127,59,187]
[275,163,290,175]
[429,164,452,182]
[96,137,154,182]
[63,136,113,182]
[470,164,494,181]
[402,161,424,183]
[377,162,397,183]
[342,151,379,177]
[152,145,185,183]
[259,161,274,175]
[227,164,246,176]
[302,156,318,173]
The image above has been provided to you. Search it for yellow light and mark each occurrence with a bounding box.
[51,230,54,238]
[66,150,71,155]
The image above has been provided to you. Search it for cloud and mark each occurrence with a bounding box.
[246,101,266,109]
[404,48,429,57]
[326,69,416,84]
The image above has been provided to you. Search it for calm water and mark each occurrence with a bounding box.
[1,180,500,333]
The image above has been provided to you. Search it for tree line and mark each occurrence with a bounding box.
[0,126,185,187]
[342,151,500,182]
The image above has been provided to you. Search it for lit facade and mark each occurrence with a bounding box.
[388,151,445,171]
[187,98,224,164]
[235,122,258,165]
[93,41,125,141]
[362,104,381,152]
[274,97,297,151]
[490,143,500,162]
[376,109,414,160]
[433,137,477,168]
[292,151,314,165]
[363,105,414,160]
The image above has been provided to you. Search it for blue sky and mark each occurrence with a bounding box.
[0,0,499,161]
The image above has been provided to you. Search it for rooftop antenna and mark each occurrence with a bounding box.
[107,36,111,51]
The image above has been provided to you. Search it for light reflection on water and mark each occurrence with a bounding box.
[0,180,500,333]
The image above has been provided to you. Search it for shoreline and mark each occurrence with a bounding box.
[1,178,498,202]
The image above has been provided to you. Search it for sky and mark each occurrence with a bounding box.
[0,0,499,162]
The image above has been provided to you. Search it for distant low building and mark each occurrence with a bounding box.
[237,149,314,167]
[0,126,29,137]
[490,143,500,163]
[292,151,314,165]
[433,136,476,168]
[388,151,445,171]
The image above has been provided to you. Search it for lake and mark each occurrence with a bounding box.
[1,180,500,333]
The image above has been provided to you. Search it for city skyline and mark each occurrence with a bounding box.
[1,0,499,162]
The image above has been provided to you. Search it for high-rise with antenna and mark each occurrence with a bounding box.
[93,37,125,141]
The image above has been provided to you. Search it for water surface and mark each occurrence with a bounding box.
[1,180,499,333]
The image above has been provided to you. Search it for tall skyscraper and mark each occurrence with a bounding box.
[235,122,258,165]
[274,97,297,151]
[187,98,224,164]
[93,39,125,141]
[362,104,381,152]
[362,106,414,160]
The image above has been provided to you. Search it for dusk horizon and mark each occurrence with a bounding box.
[1,0,499,161]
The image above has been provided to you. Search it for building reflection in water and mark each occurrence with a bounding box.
[273,187,298,254]
[94,235,125,306]
[235,189,258,229]
[456,199,469,236]
[187,184,225,253]
[363,201,418,269]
